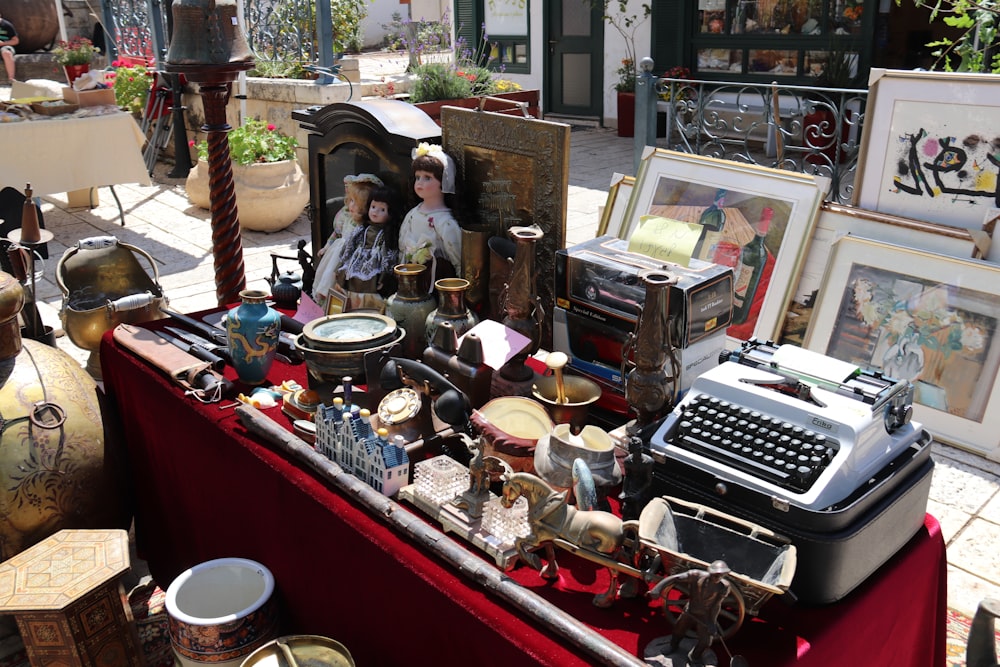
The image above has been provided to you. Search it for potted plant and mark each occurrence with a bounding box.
[52,37,100,85]
[594,0,651,137]
[185,119,308,233]
[107,59,155,115]
[407,30,539,125]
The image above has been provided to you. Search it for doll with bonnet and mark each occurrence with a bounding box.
[398,143,462,289]
[313,173,384,311]
[335,186,401,313]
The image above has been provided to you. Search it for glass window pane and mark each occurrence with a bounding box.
[563,0,591,37]
[562,53,590,106]
[514,43,528,64]
[748,49,798,75]
[697,48,742,73]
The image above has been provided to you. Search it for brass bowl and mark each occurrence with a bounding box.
[294,328,405,384]
[532,373,601,432]
[301,313,399,352]
[240,635,354,667]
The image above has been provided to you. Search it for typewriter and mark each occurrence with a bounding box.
[649,340,927,513]
[648,340,935,603]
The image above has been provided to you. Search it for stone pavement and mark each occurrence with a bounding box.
[12,85,1000,639]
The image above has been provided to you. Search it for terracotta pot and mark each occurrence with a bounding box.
[412,90,540,126]
[64,63,90,86]
[185,158,308,232]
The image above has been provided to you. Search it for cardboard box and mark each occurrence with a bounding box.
[555,235,734,348]
[62,87,117,107]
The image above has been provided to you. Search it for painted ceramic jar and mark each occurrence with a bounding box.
[385,263,436,359]
[424,278,478,346]
[166,558,279,667]
[226,289,281,385]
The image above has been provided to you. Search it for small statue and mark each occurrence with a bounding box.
[619,434,654,521]
[335,186,401,314]
[313,173,384,311]
[648,560,734,666]
[296,240,315,295]
[398,143,462,290]
[453,433,507,519]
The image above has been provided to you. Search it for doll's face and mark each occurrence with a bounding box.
[345,188,367,220]
[369,200,390,225]
[413,170,442,200]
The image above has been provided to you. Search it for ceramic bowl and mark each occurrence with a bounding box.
[294,328,406,384]
[301,313,399,352]
[166,558,278,667]
[471,396,554,473]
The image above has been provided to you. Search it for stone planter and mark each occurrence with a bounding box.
[412,89,540,126]
[185,158,308,233]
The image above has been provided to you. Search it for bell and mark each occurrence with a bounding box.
[165,0,253,68]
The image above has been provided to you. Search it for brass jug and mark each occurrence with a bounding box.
[622,270,679,432]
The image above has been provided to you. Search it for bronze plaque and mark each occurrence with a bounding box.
[442,107,570,348]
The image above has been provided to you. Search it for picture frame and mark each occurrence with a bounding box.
[854,68,1000,262]
[596,172,634,238]
[804,235,1000,459]
[781,202,992,346]
[620,147,822,343]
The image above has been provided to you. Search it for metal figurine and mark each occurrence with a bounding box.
[499,224,544,382]
[451,433,510,519]
[622,269,681,434]
[648,561,742,667]
[500,471,625,607]
[619,434,654,521]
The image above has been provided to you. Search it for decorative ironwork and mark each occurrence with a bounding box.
[101,0,168,62]
[648,78,869,205]
[244,0,316,64]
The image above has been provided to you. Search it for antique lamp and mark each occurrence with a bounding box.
[165,0,254,306]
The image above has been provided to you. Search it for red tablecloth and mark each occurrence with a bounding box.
[100,319,947,667]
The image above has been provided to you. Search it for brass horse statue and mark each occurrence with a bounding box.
[500,471,625,607]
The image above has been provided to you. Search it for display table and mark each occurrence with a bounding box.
[0,111,151,223]
[99,318,948,666]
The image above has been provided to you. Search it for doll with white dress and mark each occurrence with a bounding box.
[398,143,462,290]
[313,173,384,311]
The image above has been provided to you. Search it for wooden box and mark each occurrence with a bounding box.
[62,87,117,107]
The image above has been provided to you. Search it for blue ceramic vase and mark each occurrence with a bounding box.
[226,289,281,385]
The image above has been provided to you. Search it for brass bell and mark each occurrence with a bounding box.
[165,0,253,68]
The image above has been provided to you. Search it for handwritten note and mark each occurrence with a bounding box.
[627,215,702,266]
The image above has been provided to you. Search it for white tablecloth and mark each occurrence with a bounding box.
[0,111,151,196]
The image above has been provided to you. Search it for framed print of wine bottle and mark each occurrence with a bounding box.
[620,148,823,344]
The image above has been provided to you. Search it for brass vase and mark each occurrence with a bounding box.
[623,269,679,432]
[499,225,544,382]
[424,278,478,345]
[385,263,436,359]
[0,271,129,560]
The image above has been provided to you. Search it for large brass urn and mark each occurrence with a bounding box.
[0,272,128,559]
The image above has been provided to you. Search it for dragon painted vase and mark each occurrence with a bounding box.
[226,290,281,385]
[166,558,278,667]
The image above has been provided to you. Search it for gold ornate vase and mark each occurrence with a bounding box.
[623,269,679,432]
[385,264,437,359]
[499,225,544,382]
[0,272,129,560]
[424,278,478,346]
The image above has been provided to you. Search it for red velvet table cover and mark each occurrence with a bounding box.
[100,322,947,667]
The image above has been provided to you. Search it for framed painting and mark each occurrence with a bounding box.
[854,69,1000,262]
[620,147,823,343]
[596,172,634,238]
[804,235,1000,459]
[781,202,991,346]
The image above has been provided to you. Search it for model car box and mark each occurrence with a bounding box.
[552,306,726,405]
[555,235,734,348]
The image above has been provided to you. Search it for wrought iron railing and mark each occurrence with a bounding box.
[636,73,869,204]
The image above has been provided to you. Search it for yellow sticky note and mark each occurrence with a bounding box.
[627,215,702,266]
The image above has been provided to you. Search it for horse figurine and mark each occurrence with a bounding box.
[500,471,625,607]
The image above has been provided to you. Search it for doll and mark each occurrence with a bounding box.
[335,186,401,314]
[397,143,462,290]
[313,173,384,311]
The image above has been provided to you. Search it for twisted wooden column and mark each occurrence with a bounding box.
[198,80,246,306]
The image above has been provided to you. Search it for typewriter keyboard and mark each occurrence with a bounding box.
[668,394,842,494]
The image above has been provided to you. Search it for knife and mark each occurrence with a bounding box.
[155,330,227,372]
[161,308,229,346]
[164,326,234,365]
